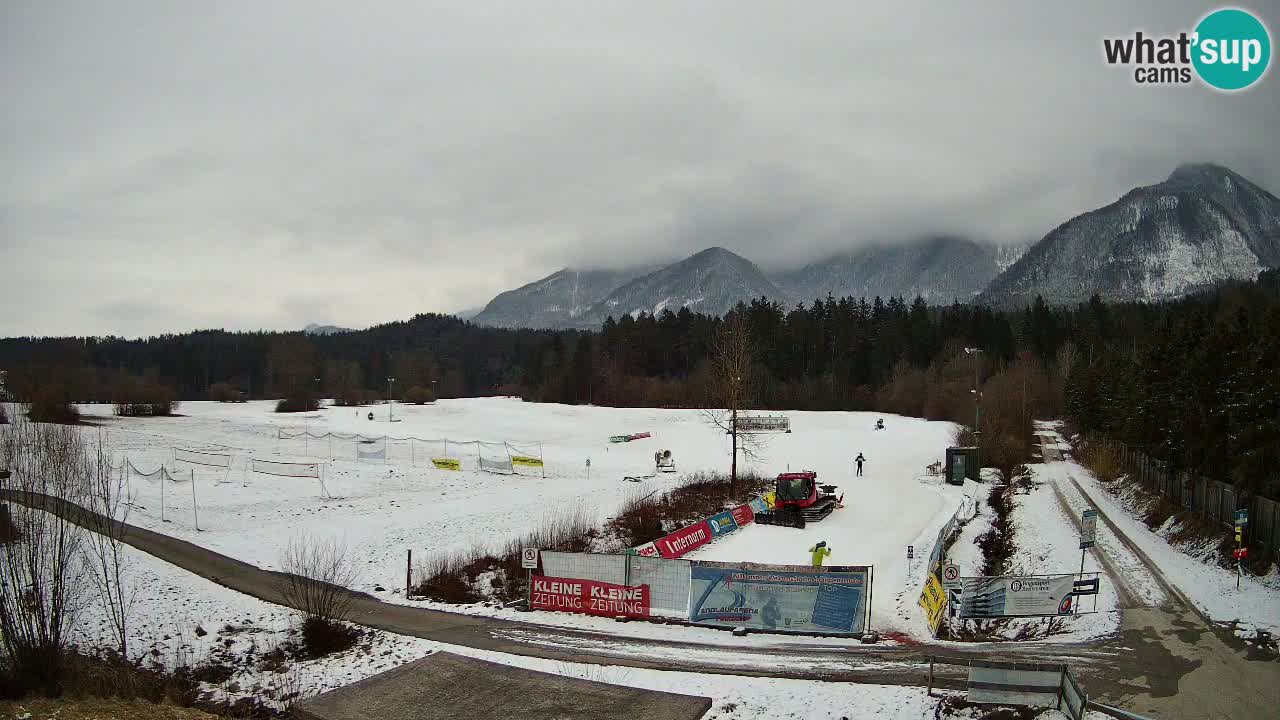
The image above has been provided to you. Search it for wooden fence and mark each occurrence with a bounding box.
[1118,444,1280,563]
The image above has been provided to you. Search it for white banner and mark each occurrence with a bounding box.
[958,574,1077,618]
[251,459,322,479]
[174,448,232,468]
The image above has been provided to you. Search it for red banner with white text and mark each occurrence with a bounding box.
[656,519,712,558]
[530,576,650,618]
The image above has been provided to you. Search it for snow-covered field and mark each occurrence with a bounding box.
[78,399,962,636]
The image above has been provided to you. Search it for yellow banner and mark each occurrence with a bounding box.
[431,458,461,471]
[918,573,947,635]
[511,455,544,467]
[763,491,776,509]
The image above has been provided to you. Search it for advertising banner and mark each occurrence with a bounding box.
[918,573,947,635]
[688,562,870,634]
[511,455,544,467]
[959,575,1077,619]
[630,541,660,557]
[749,496,769,515]
[655,520,712,558]
[530,576,650,619]
[730,504,755,527]
[733,415,791,433]
[707,511,738,538]
[762,492,776,509]
[431,457,461,471]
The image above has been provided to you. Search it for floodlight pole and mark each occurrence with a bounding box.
[387,377,396,422]
[965,348,983,474]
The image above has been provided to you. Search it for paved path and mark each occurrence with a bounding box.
[295,652,712,720]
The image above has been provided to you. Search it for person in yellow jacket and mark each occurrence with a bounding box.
[809,541,832,567]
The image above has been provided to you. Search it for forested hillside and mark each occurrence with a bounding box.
[3,270,1277,495]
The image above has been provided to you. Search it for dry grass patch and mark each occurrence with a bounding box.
[0,698,219,720]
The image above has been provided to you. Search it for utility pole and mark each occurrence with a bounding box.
[731,374,740,494]
[964,348,983,472]
[387,377,396,422]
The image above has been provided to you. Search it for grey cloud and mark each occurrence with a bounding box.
[2,0,1277,336]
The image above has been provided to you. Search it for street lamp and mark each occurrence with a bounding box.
[964,348,983,474]
[387,377,396,422]
[431,379,437,402]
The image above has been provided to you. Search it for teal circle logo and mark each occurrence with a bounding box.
[1192,8,1271,90]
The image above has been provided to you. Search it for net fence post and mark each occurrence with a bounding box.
[191,469,200,531]
[160,466,166,522]
[406,549,412,598]
[540,442,545,478]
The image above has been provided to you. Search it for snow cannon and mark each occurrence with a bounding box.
[754,471,843,529]
[655,449,676,473]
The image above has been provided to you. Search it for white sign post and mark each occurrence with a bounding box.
[522,547,539,611]
[1078,509,1098,615]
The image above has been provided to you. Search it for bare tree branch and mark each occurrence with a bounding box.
[0,413,91,693]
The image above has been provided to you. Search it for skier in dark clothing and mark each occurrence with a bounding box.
[855,453,866,477]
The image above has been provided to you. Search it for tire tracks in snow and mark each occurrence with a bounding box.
[1037,435,1199,619]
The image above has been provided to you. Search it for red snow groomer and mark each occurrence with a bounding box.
[754,471,843,529]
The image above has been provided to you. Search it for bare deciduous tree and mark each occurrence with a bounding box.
[83,436,136,659]
[0,414,91,694]
[279,535,358,625]
[700,311,766,493]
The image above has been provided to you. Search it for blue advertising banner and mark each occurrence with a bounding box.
[749,497,769,515]
[688,561,870,634]
[706,511,738,538]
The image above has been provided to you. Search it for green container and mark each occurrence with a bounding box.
[945,446,979,485]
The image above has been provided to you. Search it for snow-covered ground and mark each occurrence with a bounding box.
[1034,422,1280,638]
[78,399,959,637]
[72,539,1107,720]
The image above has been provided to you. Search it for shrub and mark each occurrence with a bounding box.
[26,385,80,424]
[1075,437,1123,483]
[208,382,245,402]
[275,395,320,413]
[608,470,768,548]
[113,378,180,417]
[405,385,434,404]
[296,616,360,659]
[977,481,1018,576]
[414,508,596,604]
[279,535,358,658]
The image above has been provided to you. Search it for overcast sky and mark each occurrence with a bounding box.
[3,1,1276,337]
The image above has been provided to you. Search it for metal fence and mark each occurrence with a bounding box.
[928,656,1087,720]
[541,550,692,619]
[1118,444,1280,561]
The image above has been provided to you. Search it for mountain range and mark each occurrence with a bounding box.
[470,163,1280,329]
